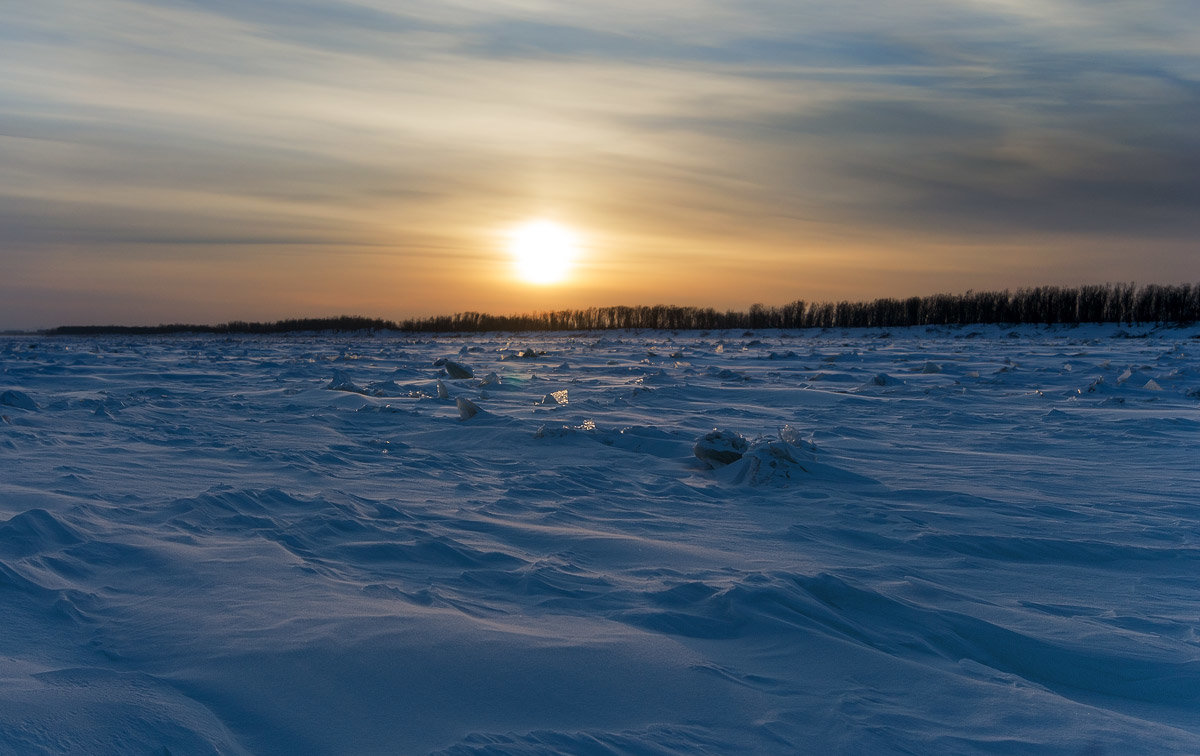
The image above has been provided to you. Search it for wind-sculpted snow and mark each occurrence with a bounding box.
[2,324,1199,754]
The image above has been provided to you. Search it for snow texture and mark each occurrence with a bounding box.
[2,324,1199,754]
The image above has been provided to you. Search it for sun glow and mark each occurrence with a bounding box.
[507,220,580,285]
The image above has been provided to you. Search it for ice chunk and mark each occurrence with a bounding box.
[1144,379,1163,391]
[501,348,544,361]
[779,424,817,453]
[456,397,481,420]
[693,429,749,468]
[537,390,568,406]
[0,390,37,410]
[436,380,449,399]
[443,360,473,379]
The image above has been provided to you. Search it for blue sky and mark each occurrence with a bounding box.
[2,0,1198,328]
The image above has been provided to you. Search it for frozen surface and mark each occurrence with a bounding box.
[2,324,1199,754]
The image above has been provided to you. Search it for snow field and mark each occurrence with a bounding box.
[1,324,1199,754]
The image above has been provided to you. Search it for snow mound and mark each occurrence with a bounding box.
[364,379,404,396]
[626,370,672,387]
[325,370,362,393]
[721,438,815,486]
[0,509,83,557]
[708,367,750,382]
[0,390,37,410]
[695,425,821,486]
[0,667,246,755]
[533,420,597,439]
[599,425,685,458]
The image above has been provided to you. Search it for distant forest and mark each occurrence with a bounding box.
[46,283,1199,335]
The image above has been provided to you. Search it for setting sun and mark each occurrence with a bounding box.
[507,220,580,285]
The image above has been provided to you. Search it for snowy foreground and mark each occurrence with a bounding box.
[2,324,1199,755]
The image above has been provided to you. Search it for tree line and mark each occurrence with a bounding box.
[47,316,396,336]
[398,283,1198,332]
[45,283,1199,335]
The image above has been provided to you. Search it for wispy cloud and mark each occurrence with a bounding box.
[1,0,1197,326]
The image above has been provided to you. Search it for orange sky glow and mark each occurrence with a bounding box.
[2,2,1198,329]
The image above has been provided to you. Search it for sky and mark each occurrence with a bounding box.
[2,0,1199,329]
